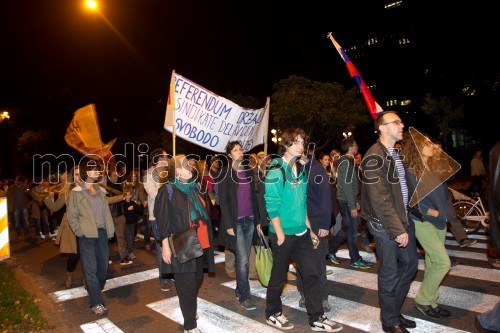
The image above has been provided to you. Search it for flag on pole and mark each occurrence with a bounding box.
[164,71,175,131]
[327,33,384,119]
[64,104,116,162]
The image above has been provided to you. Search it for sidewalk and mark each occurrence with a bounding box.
[3,236,79,332]
[3,231,161,332]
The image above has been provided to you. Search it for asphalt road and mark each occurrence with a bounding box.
[4,227,500,333]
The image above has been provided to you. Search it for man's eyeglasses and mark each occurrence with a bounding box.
[381,120,404,126]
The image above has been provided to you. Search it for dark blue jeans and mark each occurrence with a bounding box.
[14,207,29,237]
[78,229,109,308]
[329,200,361,263]
[235,216,255,302]
[266,230,323,325]
[367,219,418,327]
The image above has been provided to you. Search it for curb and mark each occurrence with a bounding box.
[6,256,74,333]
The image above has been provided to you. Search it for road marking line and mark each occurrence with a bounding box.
[446,232,487,240]
[49,252,226,303]
[445,239,486,249]
[147,296,283,333]
[222,280,468,333]
[80,318,124,333]
[338,247,489,263]
[294,265,500,313]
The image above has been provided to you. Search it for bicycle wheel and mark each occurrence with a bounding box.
[454,201,482,234]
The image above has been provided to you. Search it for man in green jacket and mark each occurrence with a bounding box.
[264,128,343,332]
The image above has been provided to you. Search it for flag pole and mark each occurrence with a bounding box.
[263,96,270,155]
[165,70,176,157]
[172,70,176,157]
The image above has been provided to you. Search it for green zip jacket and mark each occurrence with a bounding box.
[264,158,308,235]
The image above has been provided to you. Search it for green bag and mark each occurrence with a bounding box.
[255,228,273,287]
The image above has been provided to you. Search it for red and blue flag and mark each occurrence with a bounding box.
[328,33,384,119]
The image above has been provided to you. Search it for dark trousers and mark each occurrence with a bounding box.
[329,200,362,263]
[143,217,152,247]
[296,230,328,301]
[367,220,418,327]
[124,223,136,255]
[266,231,323,325]
[67,253,80,272]
[173,256,204,331]
[469,175,484,193]
[448,218,467,243]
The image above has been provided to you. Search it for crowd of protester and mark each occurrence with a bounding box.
[2,111,499,333]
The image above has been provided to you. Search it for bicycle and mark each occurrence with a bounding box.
[450,188,490,234]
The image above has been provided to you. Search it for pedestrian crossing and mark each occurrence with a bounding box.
[58,232,499,333]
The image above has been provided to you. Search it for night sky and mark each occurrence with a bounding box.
[1,0,497,147]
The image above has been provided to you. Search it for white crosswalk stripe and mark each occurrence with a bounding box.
[147,297,283,333]
[221,280,468,333]
[80,318,124,333]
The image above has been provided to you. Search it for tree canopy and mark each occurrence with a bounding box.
[270,75,371,150]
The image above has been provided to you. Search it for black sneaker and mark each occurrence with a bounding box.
[433,305,452,318]
[311,315,343,332]
[299,295,306,308]
[120,258,133,266]
[414,303,441,318]
[267,312,294,330]
[459,239,477,247]
[240,299,256,311]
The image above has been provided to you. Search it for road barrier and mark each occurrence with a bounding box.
[0,198,10,261]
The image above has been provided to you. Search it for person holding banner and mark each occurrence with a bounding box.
[218,141,262,311]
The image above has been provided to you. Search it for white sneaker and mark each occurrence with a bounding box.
[40,234,46,240]
[267,312,294,330]
[91,304,108,316]
[311,315,343,332]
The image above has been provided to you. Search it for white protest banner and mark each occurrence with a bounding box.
[164,71,268,152]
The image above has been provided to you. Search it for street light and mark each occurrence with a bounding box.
[271,128,282,145]
[0,111,10,122]
[342,131,352,138]
[85,0,98,11]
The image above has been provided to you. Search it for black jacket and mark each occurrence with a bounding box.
[154,184,215,274]
[218,166,261,249]
[488,141,500,248]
